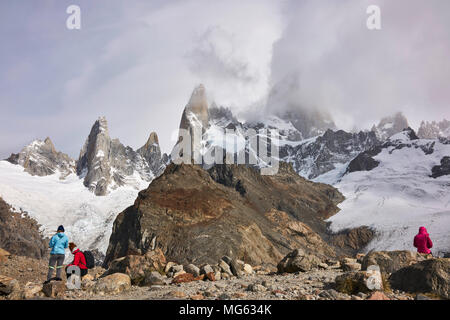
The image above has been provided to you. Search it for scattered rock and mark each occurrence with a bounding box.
[168,290,186,299]
[219,259,232,275]
[200,264,214,275]
[90,273,131,295]
[389,258,450,299]
[172,273,195,284]
[415,294,432,300]
[43,280,67,298]
[23,282,43,299]
[190,294,204,300]
[106,249,166,286]
[0,249,11,264]
[184,264,200,277]
[277,249,323,273]
[342,262,362,272]
[361,250,425,275]
[335,265,383,295]
[145,271,166,286]
[165,262,176,274]
[205,272,216,282]
[243,264,253,275]
[247,283,267,292]
[0,275,19,296]
[367,291,390,300]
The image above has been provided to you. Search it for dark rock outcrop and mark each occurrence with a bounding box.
[0,197,48,259]
[431,156,450,178]
[346,146,382,174]
[280,129,380,179]
[103,162,345,267]
[389,258,450,299]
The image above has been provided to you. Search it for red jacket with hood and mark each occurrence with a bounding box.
[413,227,433,254]
[68,248,88,270]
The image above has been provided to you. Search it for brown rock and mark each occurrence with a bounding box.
[194,274,205,281]
[172,273,195,284]
[361,250,425,275]
[205,272,216,282]
[190,294,204,300]
[168,290,186,299]
[23,282,43,299]
[277,248,323,273]
[367,291,390,300]
[90,273,131,295]
[43,280,67,298]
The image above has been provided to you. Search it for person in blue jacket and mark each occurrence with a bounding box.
[45,225,69,283]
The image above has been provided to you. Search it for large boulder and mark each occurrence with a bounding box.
[105,249,166,286]
[91,273,131,295]
[277,249,323,273]
[0,275,20,297]
[0,248,10,263]
[335,265,383,295]
[42,280,67,299]
[389,258,450,299]
[361,250,426,275]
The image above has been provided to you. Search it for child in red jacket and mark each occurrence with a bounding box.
[414,226,433,255]
[66,242,88,279]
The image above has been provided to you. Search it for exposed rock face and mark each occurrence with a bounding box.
[277,249,323,273]
[431,156,450,178]
[331,227,375,254]
[174,84,210,162]
[279,130,380,179]
[389,258,450,299]
[346,146,382,174]
[418,119,450,139]
[0,197,48,259]
[361,251,427,275]
[77,117,165,195]
[104,162,345,267]
[6,137,75,178]
[371,112,409,141]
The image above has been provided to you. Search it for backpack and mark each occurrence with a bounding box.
[82,250,95,269]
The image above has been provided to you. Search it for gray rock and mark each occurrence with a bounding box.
[247,283,267,292]
[219,259,232,275]
[277,249,323,273]
[184,264,200,277]
[145,271,166,286]
[200,264,214,275]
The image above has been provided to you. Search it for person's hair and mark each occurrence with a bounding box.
[69,242,77,252]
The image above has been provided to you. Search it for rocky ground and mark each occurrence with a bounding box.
[1,247,447,301]
[64,269,415,301]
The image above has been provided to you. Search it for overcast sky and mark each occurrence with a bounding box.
[1,0,449,158]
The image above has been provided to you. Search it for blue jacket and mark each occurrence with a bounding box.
[49,233,68,255]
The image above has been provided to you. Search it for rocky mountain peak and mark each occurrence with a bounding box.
[418,119,450,139]
[372,112,409,141]
[179,84,210,132]
[6,137,75,178]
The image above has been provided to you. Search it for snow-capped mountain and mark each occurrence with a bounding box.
[0,117,166,253]
[371,112,409,141]
[77,117,166,196]
[418,119,450,139]
[7,137,76,179]
[327,128,450,256]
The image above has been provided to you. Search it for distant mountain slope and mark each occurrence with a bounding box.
[327,128,450,256]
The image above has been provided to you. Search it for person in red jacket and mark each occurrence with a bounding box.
[414,226,433,255]
[66,242,88,279]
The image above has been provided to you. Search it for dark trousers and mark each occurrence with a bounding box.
[47,254,65,280]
